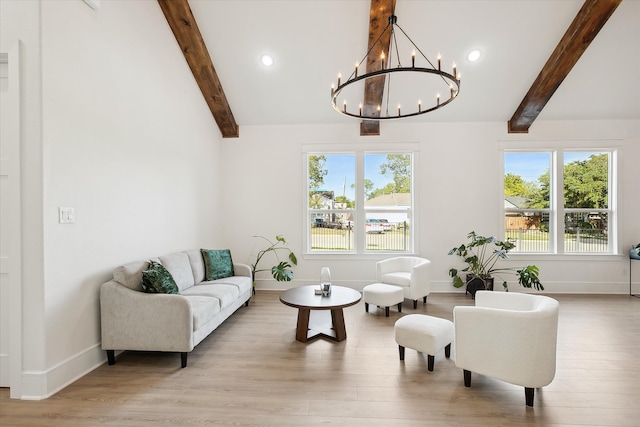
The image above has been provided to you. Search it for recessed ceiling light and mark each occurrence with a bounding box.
[467,49,482,63]
[260,54,274,67]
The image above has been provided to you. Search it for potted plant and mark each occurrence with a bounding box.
[448,231,543,298]
[250,235,298,293]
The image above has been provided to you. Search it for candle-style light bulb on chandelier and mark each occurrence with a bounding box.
[331,12,461,120]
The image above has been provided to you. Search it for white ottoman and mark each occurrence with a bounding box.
[363,283,404,317]
[394,314,454,371]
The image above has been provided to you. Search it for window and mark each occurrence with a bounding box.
[503,149,616,254]
[307,151,413,254]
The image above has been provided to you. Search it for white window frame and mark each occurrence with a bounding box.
[500,140,619,256]
[303,143,418,257]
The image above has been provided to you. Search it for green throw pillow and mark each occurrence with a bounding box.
[201,249,234,280]
[141,260,179,294]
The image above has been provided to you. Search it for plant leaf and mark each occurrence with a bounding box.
[272,261,293,281]
[289,252,298,265]
[452,275,464,288]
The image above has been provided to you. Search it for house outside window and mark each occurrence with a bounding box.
[306,151,414,254]
[503,149,616,254]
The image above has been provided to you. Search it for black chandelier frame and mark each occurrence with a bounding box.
[331,14,461,120]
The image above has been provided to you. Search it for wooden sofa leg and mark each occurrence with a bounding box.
[365,302,369,312]
[181,352,188,368]
[397,302,402,313]
[385,306,390,317]
[525,387,534,407]
[427,355,435,371]
[413,300,417,309]
[423,296,427,304]
[106,350,115,365]
[398,345,405,361]
[463,369,471,387]
[444,343,451,358]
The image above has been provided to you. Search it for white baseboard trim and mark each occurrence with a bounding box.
[19,342,105,400]
[0,352,9,386]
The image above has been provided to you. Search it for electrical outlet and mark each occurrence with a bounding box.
[58,207,75,224]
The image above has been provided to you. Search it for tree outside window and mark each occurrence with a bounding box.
[307,152,413,254]
[504,150,613,254]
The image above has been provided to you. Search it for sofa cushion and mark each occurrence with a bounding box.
[207,276,253,296]
[201,249,234,280]
[380,272,411,287]
[182,283,240,309]
[159,252,195,292]
[141,261,179,294]
[186,249,206,284]
[184,296,221,331]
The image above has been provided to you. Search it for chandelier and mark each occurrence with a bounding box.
[331,13,461,120]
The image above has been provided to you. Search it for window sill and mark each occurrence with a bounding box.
[303,252,416,261]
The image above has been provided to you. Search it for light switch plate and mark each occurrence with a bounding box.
[59,207,75,224]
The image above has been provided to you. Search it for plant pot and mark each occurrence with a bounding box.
[466,275,494,299]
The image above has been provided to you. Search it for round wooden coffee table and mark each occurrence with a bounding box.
[279,285,362,343]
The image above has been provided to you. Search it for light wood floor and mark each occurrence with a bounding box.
[1,292,639,426]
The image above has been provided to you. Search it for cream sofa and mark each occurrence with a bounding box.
[100,249,252,367]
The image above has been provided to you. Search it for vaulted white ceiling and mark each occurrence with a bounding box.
[186,0,639,129]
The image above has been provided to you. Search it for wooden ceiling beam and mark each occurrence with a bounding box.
[508,0,621,133]
[360,0,397,136]
[158,0,239,138]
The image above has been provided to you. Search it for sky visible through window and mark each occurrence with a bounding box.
[504,152,595,186]
[317,154,392,201]
[322,152,596,199]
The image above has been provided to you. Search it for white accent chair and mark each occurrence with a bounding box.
[376,257,431,309]
[453,291,560,406]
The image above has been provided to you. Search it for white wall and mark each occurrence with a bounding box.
[2,0,225,398]
[221,120,640,294]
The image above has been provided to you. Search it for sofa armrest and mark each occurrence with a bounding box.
[376,257,403,281]
[100,280,194,352]
[453,305,556,387]
[233,262,252,278]
[410,260,431,288]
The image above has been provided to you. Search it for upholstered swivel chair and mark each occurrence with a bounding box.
[453,291,559,406]
[376,257,431,309]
